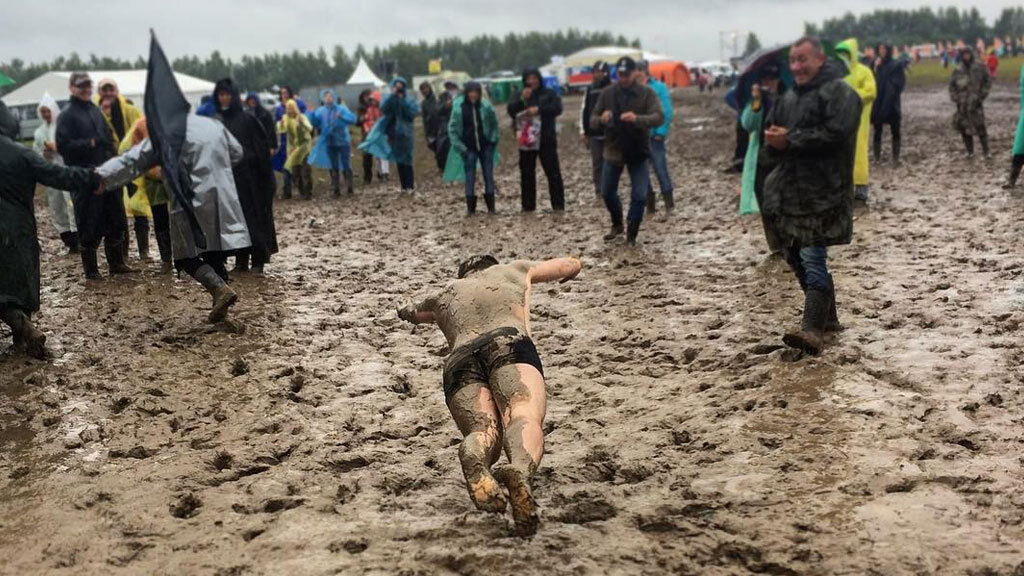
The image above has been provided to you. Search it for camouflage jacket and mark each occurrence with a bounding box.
[761,60,861,248]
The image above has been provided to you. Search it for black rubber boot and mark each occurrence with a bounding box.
[962,132,975,157]
[1006,158,1024,190]
[155,230,173,269]
[303,165,314,198]
[192,264,238,323]
[466,195,477,215]
[626,219,641,246]
[282,171,293,199]
[0,307,46,359]
[134,217,150,261]
[67,231,81,254]
[81,248,102,280]
[60,232,76,254]
[330,170,341,197]
[105,239,136,274]
[645,189,657,214]
[824,275,844,333]
[980,133,991,158]
[604,209,624,241]
[233,252,250,274]
[663,192,675,215]
[344,169,354,195]
[892,133,901,164]
[484,194,496,214]
[783,288,830,355]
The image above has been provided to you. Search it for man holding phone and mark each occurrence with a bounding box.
[760,37,861,355]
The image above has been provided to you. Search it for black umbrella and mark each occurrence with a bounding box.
[145,30,206,249]
[734,41,841,110]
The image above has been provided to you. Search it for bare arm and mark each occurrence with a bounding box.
[397,293,440,325]
[516,258,583,284]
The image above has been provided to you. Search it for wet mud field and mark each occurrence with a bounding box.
[2,85,1024,575]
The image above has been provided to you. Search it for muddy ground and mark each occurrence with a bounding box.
[1,84,1023,576]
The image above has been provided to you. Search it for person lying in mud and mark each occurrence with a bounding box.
[397,255,583,536]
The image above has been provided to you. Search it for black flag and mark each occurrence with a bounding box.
[145,30,206,249]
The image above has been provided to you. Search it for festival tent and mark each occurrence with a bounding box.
[555,46,689,88]
[647,61,692,88]
[338,57,387,108]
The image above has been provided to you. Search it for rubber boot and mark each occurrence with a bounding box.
[466,195,477,215]
[824,275,844,333]
[59,232,76,254]
[134,217,150,261]
[663,192,675,216]
[250,255,265,276]
[484,194,496,214]
[979,133,991,158]
[155,229,173,271]
[892,133,901,164]
[233,252,250,274]
[1,307,46,359]
[282,171,293,199]
[193,264,238,323]
[645,189,657,214]
[626,219,641,247]
[121,227,130,261]
[783,289,829,355]
[303,165,314,198]
[105,239,136,274]
[81,248,102,280]
[330,170,341,197]
[344,169,354,195]
[962,132,975,157]
[1004,158,1024,190]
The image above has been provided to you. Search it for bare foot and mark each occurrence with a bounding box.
[493,465,539,536]
[465,471,507,514]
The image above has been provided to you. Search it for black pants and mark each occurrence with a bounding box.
[872,120,902,160]
[519,144,565,211]
[152,203,169,235]
[361,152,374,183]
[177,252,229,281]
[733,119,749,166]
[436,140,451,173]
[397,163,414,190]
[73,187,128,250]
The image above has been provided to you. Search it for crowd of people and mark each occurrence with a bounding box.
[1,31,1022,537]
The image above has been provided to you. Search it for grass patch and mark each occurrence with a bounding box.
[907,56,1024,87]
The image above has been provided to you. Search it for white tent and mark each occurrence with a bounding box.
[560,46,678,69]
[1,69,215,109]
[346,58,386,87]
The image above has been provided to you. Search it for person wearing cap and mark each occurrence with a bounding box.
[2,100,101,359]
[33,92,80,254]
[639,60,676,215]
[589,56,664,246]
[761,37,860,355]
[444,81,500,214]
[580,61,611,199]
[507,67,565,212]
[435,81,459,172]
[56,71,134,279]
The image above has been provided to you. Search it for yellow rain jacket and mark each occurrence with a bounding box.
[837,38,876,187]
[96,92,148,217]
[278,100,313,172]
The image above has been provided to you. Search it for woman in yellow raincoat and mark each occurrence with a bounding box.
[120,117,173,270]
[278,100,313,199]
[836,39,876,202]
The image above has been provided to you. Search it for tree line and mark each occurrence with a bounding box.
[804,6,1024,47]
[0,29,639,97]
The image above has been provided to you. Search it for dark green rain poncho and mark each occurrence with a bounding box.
[0,101,97,313]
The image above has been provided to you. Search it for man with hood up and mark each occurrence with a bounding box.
[950,47,992,158]
[56,71,134,279]
[508,67,565,212]
[443,81,500,215]
[33,92,80,254]
[836,39,876,203]
[214,78,279,274]
[761,37,861,356]
[359,77,420,193]
[1,101,100,359]
[871,44,906,165]
[420,81,441,168]
[580,61,611,198]
[309,89,358,197]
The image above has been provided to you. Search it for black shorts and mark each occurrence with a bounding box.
[442,327,544,406]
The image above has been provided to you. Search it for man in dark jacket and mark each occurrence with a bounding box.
[950,47,991,158]
[215,78,279,275]
[1,101,100,358]
[580,61,611,198]
[508,67,565,212]
[871,44,906,164]
[761,37,861,355]
[245,92,278,156]
[589,57,664,246]
[420,82,441,171]
[56,71,134,279]
[435,81,458,172]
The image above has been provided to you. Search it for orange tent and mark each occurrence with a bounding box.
[648,61,691,88]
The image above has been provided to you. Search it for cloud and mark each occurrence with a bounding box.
[1,0,1013,66]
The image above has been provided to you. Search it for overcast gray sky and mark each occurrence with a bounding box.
[1,0,1018,65]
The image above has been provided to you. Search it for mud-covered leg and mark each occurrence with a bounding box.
[448,381,506,514]
[491,363,547,536]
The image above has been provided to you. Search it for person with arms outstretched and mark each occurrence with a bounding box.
[397,255,582,536]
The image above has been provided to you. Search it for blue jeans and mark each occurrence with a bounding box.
[784,245,830,292]
[327,144,351,172]
[464,145,496,198]
[648,136,674,199]
[602,159,650,225]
